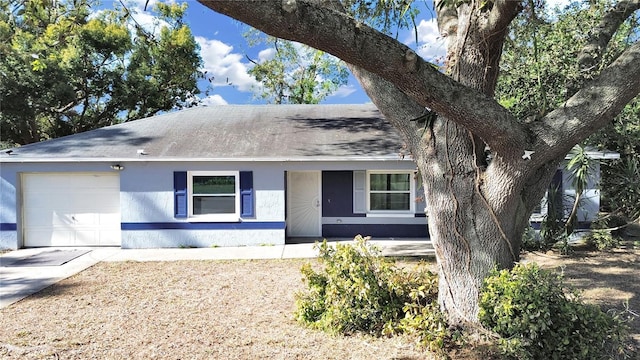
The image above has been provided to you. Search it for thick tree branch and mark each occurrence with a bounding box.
[348,64,427,150]
[201,0,529,152]
[532,40,640,164]
[435,0,458,40]
[578,0,640,73]
[484,0,522,37]
[314,0,427,149]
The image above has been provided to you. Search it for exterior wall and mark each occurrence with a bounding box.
[0,157,606,249]
[562,162,601,223]
[529,161,602,229]
[117,159,427,246]
[120,229,285,248]
[0,161,288,249]
[0,170,18,249]
[120,162,285,248]
[320,170,428,238]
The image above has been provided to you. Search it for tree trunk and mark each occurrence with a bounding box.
[349,61,552,324]
[417,4,521,324]
[364,3,553,324]
[347,1,557,325]
[343,5,558,319]
[417,130,541,324]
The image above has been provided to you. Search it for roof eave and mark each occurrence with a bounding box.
[0,155,413,163]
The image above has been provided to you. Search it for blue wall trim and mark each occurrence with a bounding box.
[323,224,428,238]
[0,223,17,231]
[122,221,286,230]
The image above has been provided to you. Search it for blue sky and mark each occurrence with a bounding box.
[106,0,447,106]
[108,0,571,106]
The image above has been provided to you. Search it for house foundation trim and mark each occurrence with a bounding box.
[0,224,17,231]
[121,221,286,230]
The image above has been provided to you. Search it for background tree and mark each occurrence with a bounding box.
[202,0,640,327]
[497,0,640,222]
[245,33,349,104]
[0,0,202,146]
[594,98,640,221]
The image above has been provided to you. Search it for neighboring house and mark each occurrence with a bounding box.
[0,104,618,249]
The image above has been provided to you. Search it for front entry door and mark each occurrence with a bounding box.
[287,171,321,237]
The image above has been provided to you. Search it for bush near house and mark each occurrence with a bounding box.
[583,214,628,251]
[479,263,630,360]
[294,236,449,351]
[295,238,632,359]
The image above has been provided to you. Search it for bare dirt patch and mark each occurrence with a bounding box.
[0,259,431,359]
[0,243,638,359]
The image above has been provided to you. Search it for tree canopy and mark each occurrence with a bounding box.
[0,0,202,147]
[244,33,349,104]
[496,0,640,220]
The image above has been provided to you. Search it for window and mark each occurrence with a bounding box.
[530,194,548,221]
[367,171,414,213]
[189,171,240,220]
[174,171,253,220]
[532,188,562,222]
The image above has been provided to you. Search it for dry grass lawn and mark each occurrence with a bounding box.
[0,243,638,359]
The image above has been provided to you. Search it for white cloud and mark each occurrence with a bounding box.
[257,48,276,62]
[196,36,259,92]
[129,10,170,35]
[89,1,172,36]
[101,0,171,36]
[328,84,358,98]
[412,19,446,63]
[545,0,573,9]
[199,94,229,106]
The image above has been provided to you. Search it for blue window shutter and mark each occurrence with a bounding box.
[240,171,254,218]
[174,171,188,218]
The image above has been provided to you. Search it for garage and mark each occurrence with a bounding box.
[22,173,121,247]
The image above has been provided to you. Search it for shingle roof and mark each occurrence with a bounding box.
[1,104,409,162]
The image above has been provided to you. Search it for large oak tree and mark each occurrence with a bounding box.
[200,0,640,325]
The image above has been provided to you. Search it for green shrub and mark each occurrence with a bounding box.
[584,215,626,251]
[520,225,542,252]
[479,263,629,360]
[398,289,450,352]
[584,229,621,251]
[294,235,447,350]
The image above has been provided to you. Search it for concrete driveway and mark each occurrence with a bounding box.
[0,247,121,308]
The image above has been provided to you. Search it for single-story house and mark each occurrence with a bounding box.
[0,104,618,249]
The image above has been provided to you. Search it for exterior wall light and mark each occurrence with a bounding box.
[110,164,124,171]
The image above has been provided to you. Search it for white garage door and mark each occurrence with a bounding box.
[22,173,121,247]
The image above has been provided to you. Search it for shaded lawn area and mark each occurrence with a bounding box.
[0,244,638,359]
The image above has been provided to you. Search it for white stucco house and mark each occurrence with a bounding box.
[0,104,618,249]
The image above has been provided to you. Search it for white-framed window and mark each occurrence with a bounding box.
[366,171,415,214]
[188,171,240,221]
